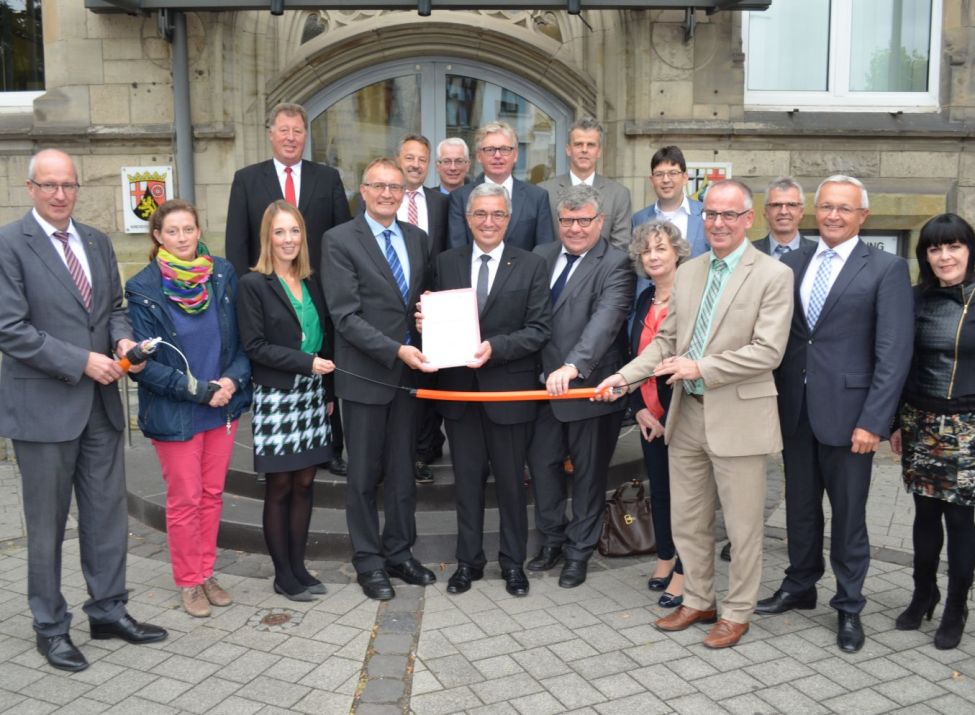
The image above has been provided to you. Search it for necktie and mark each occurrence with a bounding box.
[476,254,491,313]
[550,254,580,304]
[407,190,419,226]
[773,244,792,259]
[284,166,296,206]
[684,258,728,393]
[52,231,92,311]
[382,230,409,305]
[806,249,836,329]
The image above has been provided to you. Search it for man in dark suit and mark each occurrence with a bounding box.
[756,175,914,654]
[321,158,435,601]
[396,134,449,483]
[428,183,552,597]
[539,118,632,250]
[752,176,816,258]
[0,149,167,671]
[226,103,352,475]
[527,185,634,587]
[447,120,555,251]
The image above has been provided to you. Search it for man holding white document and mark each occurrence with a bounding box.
[423,183,551,597]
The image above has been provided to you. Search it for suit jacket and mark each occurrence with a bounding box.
[225,159,351,278]
[236,271,334,393]
[534,238,634,422]
[322,215,430,405]
[752,234,817,256]
[619,242,794,457]
[0,211,132,442]
[776,240,914,445]
[629,283,673,419]
[433,243,551,425]
[632,197,709,258]
[447,174,556,251]
[539,174,633,250]
[422,186,449,257]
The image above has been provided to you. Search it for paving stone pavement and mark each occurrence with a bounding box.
[0,445,973,714]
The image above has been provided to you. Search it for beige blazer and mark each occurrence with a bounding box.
[619,241,794,457]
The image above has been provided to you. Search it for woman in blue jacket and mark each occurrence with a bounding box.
[126,199,251,619]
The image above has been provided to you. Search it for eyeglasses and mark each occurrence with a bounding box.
[363,182,406,194]
[701,209,750,223]
[30,180,81,195]
[815,204,865,216]
[478,146,515,156]
[470,210,510,222]
[766,201,803,211]
[651,170,684,180]
[437,158,470,166]
[557,216,599,228]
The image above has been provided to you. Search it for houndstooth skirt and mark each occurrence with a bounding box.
[252,373,332,473]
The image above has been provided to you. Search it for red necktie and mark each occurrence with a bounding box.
[407,190,419,226]
[284,166,297,206]
[53,231,92,311]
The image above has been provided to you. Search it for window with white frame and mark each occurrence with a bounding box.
[743,0,942,111]
[0,0,44,109]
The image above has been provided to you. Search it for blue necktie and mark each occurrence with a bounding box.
[382,230,409,305]
[806,249,836,329]
[773,244,791,259]
[551,254,580,304]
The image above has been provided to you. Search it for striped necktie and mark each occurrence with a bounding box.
[53,231,92,311]
[684,258,727,393]
[806,249,837,329]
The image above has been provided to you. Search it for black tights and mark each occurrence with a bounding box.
[263,467,318,593]
[912,493,975,582]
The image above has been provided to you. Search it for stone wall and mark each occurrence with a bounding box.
[0,3,971,282]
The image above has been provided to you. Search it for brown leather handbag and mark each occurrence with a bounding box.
[597,479,656,557]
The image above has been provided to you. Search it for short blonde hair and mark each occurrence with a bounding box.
[253,200,311,279]
[475,121,517,149]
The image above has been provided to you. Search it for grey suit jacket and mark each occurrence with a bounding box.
[539,174,633,251]
[752,234,817,256]
[322,215,430,405]
[534,238,634,422]
[0,211,132,442]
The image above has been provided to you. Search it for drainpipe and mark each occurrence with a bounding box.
[170,10,195,203]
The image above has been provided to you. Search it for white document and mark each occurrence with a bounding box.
[420,288,481,369]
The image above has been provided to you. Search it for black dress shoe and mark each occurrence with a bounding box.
[754,588,817,615]
[386,558,436,586]
[502,567,530,597]
[720,542,732,562]
[414,461,434,485]
[90,614,168,644]
[447,565,484,594]
[358,570,395,600]
[837,612,865,653]
[559,560,588,588]
[328,457,348,477]
[526,546,563,572]
[37,633,88,672]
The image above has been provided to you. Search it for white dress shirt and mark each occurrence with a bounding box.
[33,209,92,283]
[484,175,515,208]
[799,236,860,315]
[570,171,595,187]
[654,195,691,244]
[397,187,430,233]
[272,157,302,202]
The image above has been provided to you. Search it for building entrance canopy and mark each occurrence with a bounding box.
[85,0,771,15]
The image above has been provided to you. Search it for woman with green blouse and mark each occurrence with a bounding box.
[237,200,336,601]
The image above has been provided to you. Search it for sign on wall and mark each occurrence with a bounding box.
[121,166,174,233]
[686,162,732,201]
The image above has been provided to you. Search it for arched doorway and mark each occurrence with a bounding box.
[303,58,571,196]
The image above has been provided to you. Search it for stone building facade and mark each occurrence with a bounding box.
[0,2,972,280]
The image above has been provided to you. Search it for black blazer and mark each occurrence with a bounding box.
[225,159,352,278]
[433,243,551,425]
[446,175,555,251]
[629,283,672,420]
[236,271,334,393]
[423,186,449,257]
[322,215,431,405]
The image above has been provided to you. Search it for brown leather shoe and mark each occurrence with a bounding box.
[655,605,718,632]
[181,586,211,618]
[202,577,233,607]
[703,619,749,648]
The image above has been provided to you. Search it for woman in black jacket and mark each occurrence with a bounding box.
[891,212,975,650]
[237,200,336,601]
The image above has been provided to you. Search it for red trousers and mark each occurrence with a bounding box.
[152,421,238,587]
